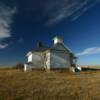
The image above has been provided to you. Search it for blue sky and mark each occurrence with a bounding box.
[0,0,100,66]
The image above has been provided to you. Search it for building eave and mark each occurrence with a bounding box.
[26,51,32,57]
[62,43,72,53]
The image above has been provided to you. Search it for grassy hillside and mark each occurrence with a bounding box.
[0,69,100,100]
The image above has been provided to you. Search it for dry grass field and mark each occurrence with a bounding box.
[0,69,100,100]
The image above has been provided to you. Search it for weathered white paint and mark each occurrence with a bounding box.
[32,52,44,68]
[24,64,32,72]
[26,51,32,57]
[53,36,63,45]
[70,67,75,72]
[45,51,50,70]
[50,51,70,69]
[27,52,44,67]
[28,54,32,62]
[25,36,77,72]
[24,64,27,72]
[26,51,51,71]
[26,50,72,71]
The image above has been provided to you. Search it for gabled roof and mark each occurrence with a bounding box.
[52,43,72,53]
[26,47,49,56]
[31,47,49,52]
[62,43,72,53]
[26,42,72,56]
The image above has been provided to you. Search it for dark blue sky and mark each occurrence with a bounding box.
[0,0,100,66]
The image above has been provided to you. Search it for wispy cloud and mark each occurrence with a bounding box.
[0,44,8,49]
[72,0,100,21]
[76,47,100,56]
[43,0,100,26]
[0,4,16,40]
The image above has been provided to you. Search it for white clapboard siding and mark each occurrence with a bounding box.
[32,52,44,68]
[28,54,32,62]
[50,51,70,68]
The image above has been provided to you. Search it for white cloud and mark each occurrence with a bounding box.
[76,47,100,56]
[72,0,99,21]
[43,0,100,25]
[0,5,16,40]
[0,44,8,49]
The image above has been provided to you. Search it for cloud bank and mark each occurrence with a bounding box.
[76,47,100,56]
[43,0,100,25]
[0,4,16,49]
[0,5,16,40]
[0,44,8,49]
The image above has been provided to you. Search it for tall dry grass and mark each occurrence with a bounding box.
[0,69,100,100]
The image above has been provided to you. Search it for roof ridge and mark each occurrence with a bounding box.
[62,43,72,53]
